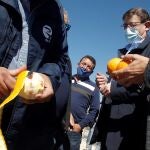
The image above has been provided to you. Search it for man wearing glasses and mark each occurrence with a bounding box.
[95,8,150,150]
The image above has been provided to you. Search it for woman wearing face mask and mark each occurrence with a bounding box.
[67,55,100,150]
[94,8,150,150]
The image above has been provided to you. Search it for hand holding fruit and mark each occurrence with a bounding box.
[110,54,149,87]
[19,72,45,99]
[20,72,54,104]
[107,57,130,75]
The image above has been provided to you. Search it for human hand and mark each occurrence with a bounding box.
[72,123,82,133]
[0,66,26,98]
[112,54,149,87]
[22,73,54,104]
[96,73,108,89]
[99,83,111,96]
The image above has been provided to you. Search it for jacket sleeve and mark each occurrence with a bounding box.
[38,53,71,92]
[79,87,100,129]
[35,0,71,92]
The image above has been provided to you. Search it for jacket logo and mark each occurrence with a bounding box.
[43,25,52,43]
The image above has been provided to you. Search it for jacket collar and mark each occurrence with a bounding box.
[138,35,150,49]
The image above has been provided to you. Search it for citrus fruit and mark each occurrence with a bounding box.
[107,58,122,74]
[19,72,44,99]
[107,57,129,74]
[116,60,128,70]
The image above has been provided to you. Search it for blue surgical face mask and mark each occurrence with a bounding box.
[77,67,93,78]
[124,27,143,44]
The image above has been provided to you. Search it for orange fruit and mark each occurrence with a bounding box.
[107,58,122,74]
[116,60,128,70]
[107,57,129,74]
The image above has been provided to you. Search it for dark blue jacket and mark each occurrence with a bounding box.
[0,0,71,149]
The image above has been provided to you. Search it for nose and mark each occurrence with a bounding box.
[82,65,88,71]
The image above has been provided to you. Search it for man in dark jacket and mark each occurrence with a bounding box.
[95,8,150,150]
[0,0,71,149]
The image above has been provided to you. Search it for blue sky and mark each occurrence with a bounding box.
[61,0,150,81]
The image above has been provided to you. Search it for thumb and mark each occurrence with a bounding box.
[9,65,27,77]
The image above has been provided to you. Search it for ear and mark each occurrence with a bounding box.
[145,21,150,28]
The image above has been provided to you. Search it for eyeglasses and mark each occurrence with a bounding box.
[121,22,144,29]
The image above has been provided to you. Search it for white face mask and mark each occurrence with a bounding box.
[124,27,143,44]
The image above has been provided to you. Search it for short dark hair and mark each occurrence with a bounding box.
[80,55,96,70]
[123,8,150,23]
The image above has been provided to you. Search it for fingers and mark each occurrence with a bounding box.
[35,74,54,102]
[0,80,11,96]
[96,73,108,86]
[9,65,27,77]
[0,67,16,95]
[122,54,135,61]
[112,68,128,80]
[21,74,54,104]
[21,88,52,104]
[0,66,27,97]
[112,54,148,86]
[99,84,110,96]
